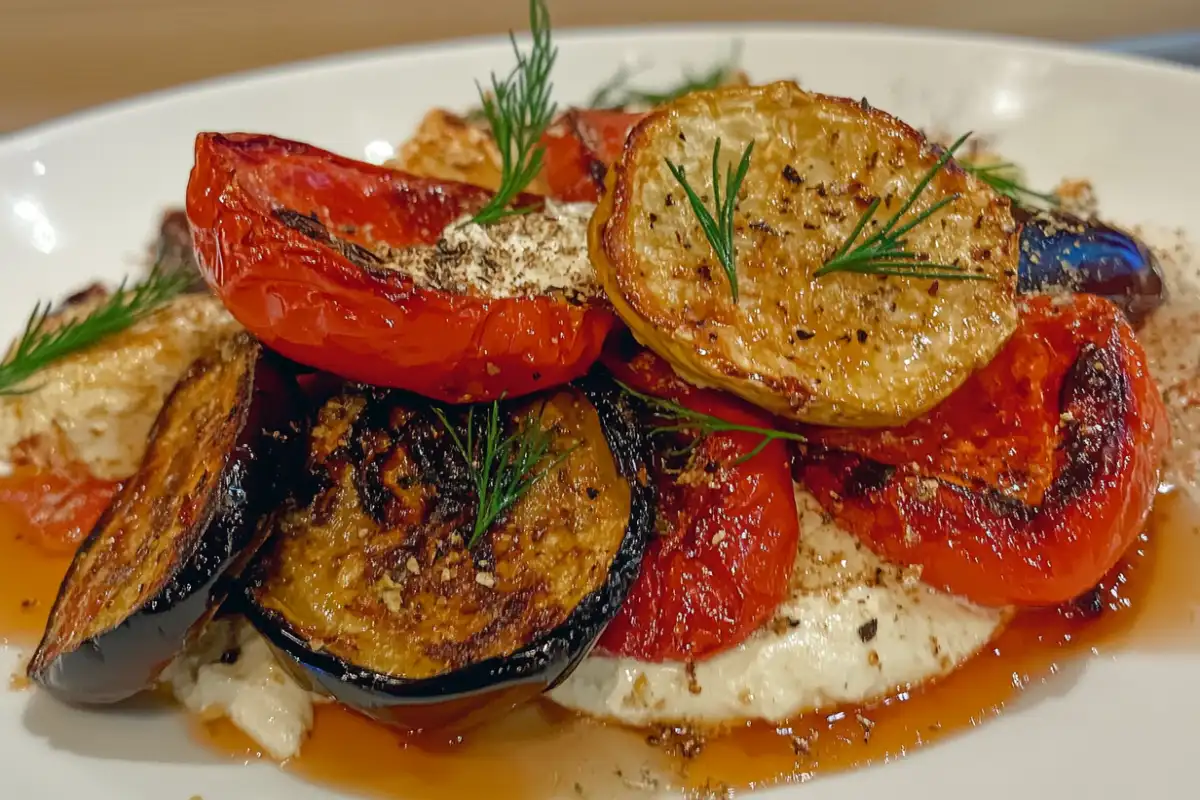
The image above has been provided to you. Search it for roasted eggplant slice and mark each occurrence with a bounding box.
[1015,206,1166,325]
[27,333,305,704]
[239,375,652,732]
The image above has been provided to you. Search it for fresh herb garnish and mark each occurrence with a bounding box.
[618,381,805,464]
[0,261,191,396]
[665,137,755,302]
[469,0,558,226]
[961,161,1060,207]
[433,400,573,548]
[587,43,742,109]
[815,132,991,282]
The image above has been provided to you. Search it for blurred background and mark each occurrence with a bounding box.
[2,0,1199,133]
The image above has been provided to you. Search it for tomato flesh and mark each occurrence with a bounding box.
[541,110,643,202]
[798,295,1167,607]
[596,339,800,662]
[0,440,115,555]
[186,133,615,403]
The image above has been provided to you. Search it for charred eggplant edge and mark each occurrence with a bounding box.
[27,334,306,703]
[237,370,654,703]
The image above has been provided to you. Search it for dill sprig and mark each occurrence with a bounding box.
[0,261,191,396]
[433,400,573,548]
[617,381,805,464]
[961,161,1060,207]
[666,137,755,302]
[469,0,558,226]
[815,132,991,282]
[587,43,742,109]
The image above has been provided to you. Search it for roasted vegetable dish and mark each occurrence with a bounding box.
[1,1,1190,797]
[27,333,303,703]
[241,379,652,729]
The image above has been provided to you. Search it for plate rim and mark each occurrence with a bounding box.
[1,17,1199,800]
[3,20,1200,153]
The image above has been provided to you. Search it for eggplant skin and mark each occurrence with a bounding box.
[153,209,209,294]
[27,333,305,704]
[239,372,654,732]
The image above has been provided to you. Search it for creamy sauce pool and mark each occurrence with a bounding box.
[1,232,1198,797]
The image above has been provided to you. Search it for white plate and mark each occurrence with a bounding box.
[2,23,1198,800]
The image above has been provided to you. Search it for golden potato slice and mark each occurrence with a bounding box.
[591,82,1020,427]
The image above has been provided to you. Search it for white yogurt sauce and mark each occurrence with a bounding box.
[549,488,1006,726]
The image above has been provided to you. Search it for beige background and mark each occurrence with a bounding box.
[2,0,1198,133]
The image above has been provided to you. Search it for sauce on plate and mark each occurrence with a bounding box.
[193,489,1200,798]
[1,411,1196,797]
[0,460,116,644]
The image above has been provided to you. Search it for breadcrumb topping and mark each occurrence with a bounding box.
[376,201,599,302]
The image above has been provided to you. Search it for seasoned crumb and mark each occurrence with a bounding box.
[375,201,598,301]
[646,725,706,758]
[1054,178,1098,217]
[624,672,651,709]
[791,729,818,757]
[857,618,879,643]
[685,661,703,695]
[856,712,876,743]
[474,571,496,588]
[8,669,31,691]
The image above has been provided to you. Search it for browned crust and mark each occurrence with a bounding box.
[248,386,632,680]
[591,82,1019,427]
[29,333,260,672]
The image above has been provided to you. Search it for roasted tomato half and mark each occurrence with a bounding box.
[596,336,800,661]
[541,110,644,202]
[798,294,1167,607]
[187,133,615,403]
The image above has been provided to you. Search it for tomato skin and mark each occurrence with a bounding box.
[797,295,1167,607]
[541,110,643,202]
[0,453,116,555]
[186,133,615,404]
[596,339,800,662]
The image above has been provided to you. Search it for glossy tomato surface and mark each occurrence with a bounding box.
[541,110,642,202]
[186,133,614,403]
[596,336,800,661]
[798,294,1167,607]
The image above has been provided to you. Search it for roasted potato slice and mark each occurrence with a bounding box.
[591,82,1020,427]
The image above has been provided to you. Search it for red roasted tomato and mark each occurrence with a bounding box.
[541,110,643,202]
[0,439,116,555]
[798,294,1167,607]
[186,133,615,404]
[596,336,800,662]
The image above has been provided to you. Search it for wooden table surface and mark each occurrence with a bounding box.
[3,0,1199,133]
